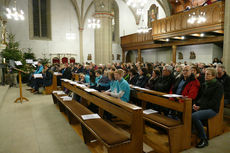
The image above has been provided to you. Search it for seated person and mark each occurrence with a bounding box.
[123,69,130,82]
[192,68,223,148]
[105,69,130,102]
[174,65,182,79]
[191,66,205,85]
[128,68,138,85]
[95,69,103,85]
[96,70,110,91]
[154,65,175,93]
[85,69,96,88]
[61,63,72,80]
[30,61,43,89]
[135,67,149,88]
[33,65,53,93]
[146,69,161,90]
[170,65,200,101]
[106,71,117,93]
[216,64,230,105]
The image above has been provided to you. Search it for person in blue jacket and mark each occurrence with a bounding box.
[95,70,110,91]
[105,69,130,102]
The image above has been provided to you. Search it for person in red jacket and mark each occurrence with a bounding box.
[170,65,200,101]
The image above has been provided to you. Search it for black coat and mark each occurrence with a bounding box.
[43,70,53,87]
[62,67,72,80]
[146,77,160,90]
[216,73,230,100]
[129,74,138,85]
[196,80,223,113]
[154,74,175,93]
[135,75,149,88]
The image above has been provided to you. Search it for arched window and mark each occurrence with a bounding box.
[52,57,60,64]
[62,57,68,64]
[70,57,75,64]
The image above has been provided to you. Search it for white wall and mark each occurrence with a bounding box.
[141,48,172,63]
[176,44,223,64]
[212,44,223,60]
[6,0,80,61]
[83,1,95,63]
[116,0,138,37]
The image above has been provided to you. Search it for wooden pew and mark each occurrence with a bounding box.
[130,86,192,153]
[207,95,224,139]
[45,72,62,94]
[52,80,143,153]
[73,73,80,81]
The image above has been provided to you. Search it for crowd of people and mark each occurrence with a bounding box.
[28,60,229,148]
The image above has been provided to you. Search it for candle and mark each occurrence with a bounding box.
[3,58,6,64]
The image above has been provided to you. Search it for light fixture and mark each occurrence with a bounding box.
[87,18,101,29]
[181,36,185,40]
[137,16,151,34]
[166,38,170,42]
[5,0,24,21]
[126,0,147,15]
[187,11,206,24]
[200,33,205,37]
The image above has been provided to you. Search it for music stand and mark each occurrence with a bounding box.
[13,67,29,103]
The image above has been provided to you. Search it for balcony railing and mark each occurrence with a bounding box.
[121,1,224,49]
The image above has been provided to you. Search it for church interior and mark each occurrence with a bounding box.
[0,0,230,153]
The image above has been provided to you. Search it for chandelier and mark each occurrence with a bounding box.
[87,18,101,29]
[187,12,206,24]
[126,0,147,8]
[137,16,151,34]
[5,0,24,21]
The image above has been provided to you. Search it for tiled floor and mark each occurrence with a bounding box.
[0,86,91,153]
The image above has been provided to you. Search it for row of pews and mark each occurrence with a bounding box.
[50,74,224,153]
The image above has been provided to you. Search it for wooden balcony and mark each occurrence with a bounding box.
[152,1,224,40]
[121,1,224,51]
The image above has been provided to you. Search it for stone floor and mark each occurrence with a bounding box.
[0,85,91,153]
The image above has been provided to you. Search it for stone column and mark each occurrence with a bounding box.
[79,27,84,64]
[137,48,142,62]
[94,13,113,65]
[223,0,230,73]
[172,45,177,64]
[94,0,113,65]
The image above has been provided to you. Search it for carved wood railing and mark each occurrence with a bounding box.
[120,1,224,49]
[152,1,224,40]
[121,30,153,48]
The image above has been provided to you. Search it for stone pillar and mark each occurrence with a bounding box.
[137,48,142,62]
[223,0,230,73]
[172,45,177,64]
[94,0,113,65]
[79,28,84,64]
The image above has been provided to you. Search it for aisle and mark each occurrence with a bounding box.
[0,85,91,153]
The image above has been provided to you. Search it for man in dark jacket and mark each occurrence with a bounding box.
[170,65,200,101]
[192,68,224,148]
[154,65,175,93]
[62,64,72,80]
[216,64,230,105]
